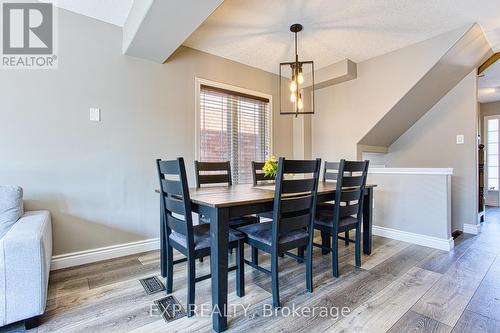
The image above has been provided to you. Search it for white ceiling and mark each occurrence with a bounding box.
[479,60,500,103]
[48,0,133,27]
[184,0,500,74]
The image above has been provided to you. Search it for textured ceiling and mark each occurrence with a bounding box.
[48,0,133,27]
[479,59,500,103]
[184,0,500,74]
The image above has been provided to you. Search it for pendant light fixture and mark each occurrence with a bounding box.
[279,23,315,116]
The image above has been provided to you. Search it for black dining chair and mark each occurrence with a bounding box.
[156,158,245,316]
[318,161,351,248]
[252,161,275,186]
[195,161,259,228]
[313,160,369,277]
[250,161,275,265]
[238,157,321,308]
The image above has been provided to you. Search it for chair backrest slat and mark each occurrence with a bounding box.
[165,196,186,216]
[340,189,362,202]
[273,158,321,246]
[157,158,195,253]
[339,204,359,218]
[323,161,340,182]
[279,213,312,233]
[252,161,275,185]
[341,175,365,188]
[324,160,369,230]
[281,195,313,214]
[166,214,188,236]
[281,178,315,194]
[195,161,232,187]
[161,179,183,196]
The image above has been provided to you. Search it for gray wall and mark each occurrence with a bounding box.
[311,26,470,162]
[0,10,293,255]
[368,172,452,243]
[385,71,478,232]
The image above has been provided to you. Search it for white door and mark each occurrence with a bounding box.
[485,116,500,206]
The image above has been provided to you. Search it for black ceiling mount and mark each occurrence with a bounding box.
[290,24,303,33]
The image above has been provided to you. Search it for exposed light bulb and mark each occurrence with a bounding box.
[290,93,297,102]
[297,98,303,110]
[290,80,297,92]
[297,72,304,85]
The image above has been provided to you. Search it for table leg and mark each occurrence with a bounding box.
[363,187,373,255]
[321,231,330,255]
[210,207,229,332]
[160,196,167,278]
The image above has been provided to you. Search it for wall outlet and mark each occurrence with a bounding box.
[89,108,101,122]
[456,134,464,144]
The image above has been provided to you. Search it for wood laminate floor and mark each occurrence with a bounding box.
[29,208,500,332]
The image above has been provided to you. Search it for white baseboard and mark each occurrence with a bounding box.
[463,223,481,235]
[372,226,454,251]
[51,238,160,271]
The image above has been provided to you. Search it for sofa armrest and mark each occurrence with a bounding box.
[0,210,52,326]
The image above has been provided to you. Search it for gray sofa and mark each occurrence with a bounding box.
[0,186,52,328]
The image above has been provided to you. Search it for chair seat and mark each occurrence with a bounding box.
[169,223,245,251]
[200,215,259,228]
[237,221,308,247]
[314,212,359,233]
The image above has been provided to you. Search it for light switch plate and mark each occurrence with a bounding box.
[89,108,101,122]
[456,134,464,144]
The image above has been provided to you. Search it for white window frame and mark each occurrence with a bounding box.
[485,115,500,192]
[194,77,274,164]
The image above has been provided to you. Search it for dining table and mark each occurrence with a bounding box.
[157,182,376,332]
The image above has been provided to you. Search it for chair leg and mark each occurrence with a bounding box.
[321,231,330,255]
[187,258,196,317]
[355,227,362,267]
[251,246,259,265]
[166,245,173,294]
[306,244,313,293]
[345,231,350,246]
[236,241,245,297]
[332,235,339,278]
[297,246,305,263]
[271,253,281,308]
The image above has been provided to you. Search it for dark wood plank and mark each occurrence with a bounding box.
[388,310,452,333]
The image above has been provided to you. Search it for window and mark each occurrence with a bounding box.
[198,83,271,184]
[487,117,499,190]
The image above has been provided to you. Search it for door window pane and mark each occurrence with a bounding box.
[488,131,499,143]
[489,178,499,190]
[489,118,499,131]
[489,143,499,155]
[489,167,499,178]
[489,155,499,167]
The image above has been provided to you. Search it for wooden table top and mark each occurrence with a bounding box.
[186,183,376,208]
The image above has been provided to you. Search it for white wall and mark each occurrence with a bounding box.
[0,9,293,255]
[385,71,479,232]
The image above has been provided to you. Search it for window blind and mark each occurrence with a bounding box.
[199,84,270,184]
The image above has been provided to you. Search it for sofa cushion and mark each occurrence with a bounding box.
[0,186,23,239]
